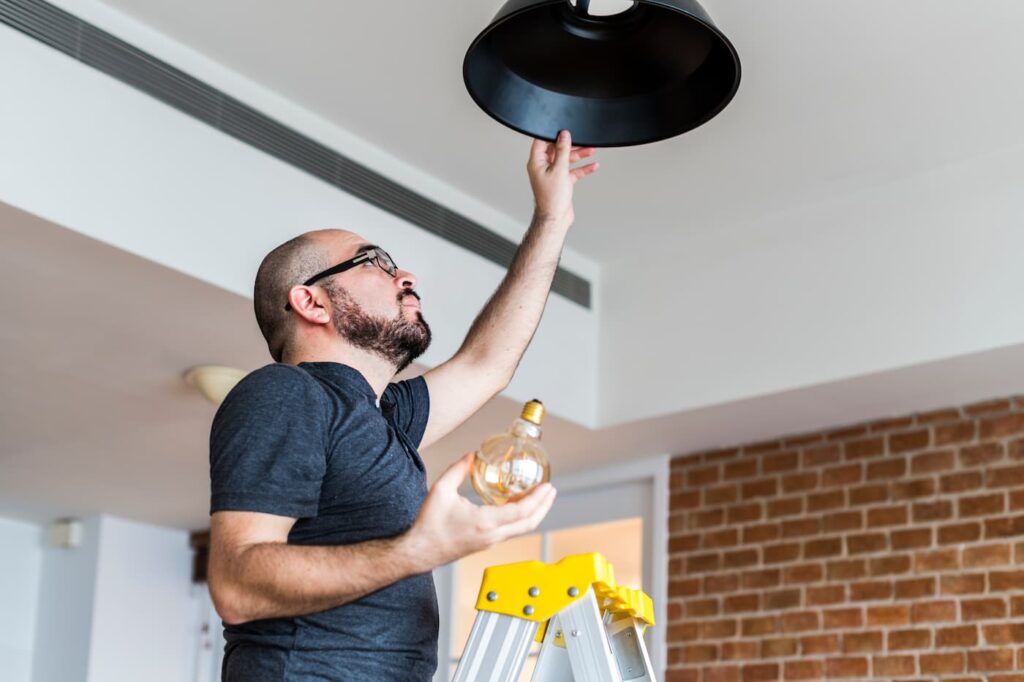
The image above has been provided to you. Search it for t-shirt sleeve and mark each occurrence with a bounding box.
[209,364,328,518]
[383,375,431,448]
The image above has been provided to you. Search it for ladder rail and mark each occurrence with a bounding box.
[452,611,538,682]
[549,589,623,682]
[531,614,573,682]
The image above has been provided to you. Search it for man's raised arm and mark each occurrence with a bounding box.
[420,131,598,449]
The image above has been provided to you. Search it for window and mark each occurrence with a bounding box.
[448,517,644,679]
[549,517,643,590]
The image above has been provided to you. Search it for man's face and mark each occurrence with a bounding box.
[318,232,431,372]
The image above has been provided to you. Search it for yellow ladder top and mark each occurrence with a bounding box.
[473,551,655,640]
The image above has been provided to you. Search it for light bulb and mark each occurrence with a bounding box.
[471,400,550,505]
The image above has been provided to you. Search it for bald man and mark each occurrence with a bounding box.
[207,132,598,681]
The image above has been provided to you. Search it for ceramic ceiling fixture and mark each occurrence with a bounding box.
[183,366,246,406]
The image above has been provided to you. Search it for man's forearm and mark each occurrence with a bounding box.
[457,213,571,381]
[210,532,425,624]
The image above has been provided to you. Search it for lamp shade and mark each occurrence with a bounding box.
[464,0,741,147]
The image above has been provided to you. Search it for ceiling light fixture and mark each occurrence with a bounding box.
[183,366,247,406]
[464,0,741,147]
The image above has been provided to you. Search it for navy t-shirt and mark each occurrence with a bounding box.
[209,362,437,681]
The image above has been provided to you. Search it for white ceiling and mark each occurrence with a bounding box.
[5,0,1024,530]
[89,0,1024,262]
[0,204,262,528]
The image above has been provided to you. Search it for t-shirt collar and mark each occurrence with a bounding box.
[297,361,382,404]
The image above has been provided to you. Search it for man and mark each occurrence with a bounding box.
[208,131,598,681]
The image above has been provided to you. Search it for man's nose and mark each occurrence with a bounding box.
[395,269,417,290]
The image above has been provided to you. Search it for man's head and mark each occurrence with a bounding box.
[254,229,430,371]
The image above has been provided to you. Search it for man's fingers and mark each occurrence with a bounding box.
[548,145,592,165]
[494,486,557,541]
[553,130,573,169]
[486,483,555,525]
[510,486,556,534]
[435,452,474,493]
[535,138,589,167]
[544,142,556,165]
[570,161,600,184]
[571,147,596,164]
[529,138,550,168]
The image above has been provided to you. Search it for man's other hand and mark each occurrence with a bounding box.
[404,453,557,571]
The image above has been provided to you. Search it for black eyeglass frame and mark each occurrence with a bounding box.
[284,247,398,311]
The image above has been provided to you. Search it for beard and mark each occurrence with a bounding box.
[326,283,431,373]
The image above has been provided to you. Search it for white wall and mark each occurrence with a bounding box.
[87,516,195,682]
[31,516,102,682]
[601,141,1024,425]
[24,514,202,682]
[0,16,600,427]
[0,517,44,682]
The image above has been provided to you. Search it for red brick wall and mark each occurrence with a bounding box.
[667,396,1024,681]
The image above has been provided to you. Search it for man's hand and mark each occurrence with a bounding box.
[404,453,557,570]
[527,130,599,226]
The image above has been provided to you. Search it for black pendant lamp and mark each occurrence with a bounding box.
[464,0,741,147]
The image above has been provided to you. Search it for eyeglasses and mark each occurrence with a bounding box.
[284,247,398,311]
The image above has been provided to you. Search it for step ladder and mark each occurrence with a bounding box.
[452,552,657,682]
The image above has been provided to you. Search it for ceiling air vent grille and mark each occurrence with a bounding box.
[0,0,592,308]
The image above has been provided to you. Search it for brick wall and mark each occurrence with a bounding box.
[667,396,1024,681]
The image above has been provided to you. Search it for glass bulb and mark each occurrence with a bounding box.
[471,400,550,505]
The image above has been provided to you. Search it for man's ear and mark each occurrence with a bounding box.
[287,286,332,325]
